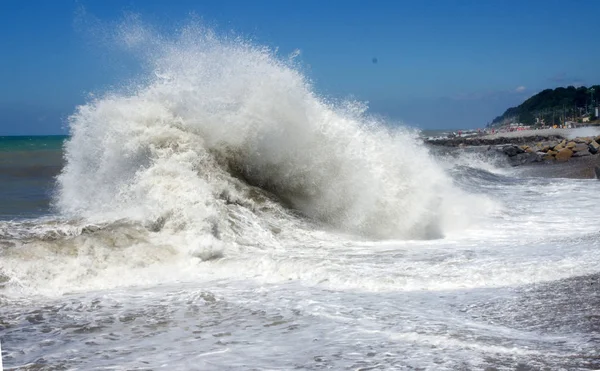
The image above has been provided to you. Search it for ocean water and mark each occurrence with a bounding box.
[0,136,65,220]
[1,23,600,370]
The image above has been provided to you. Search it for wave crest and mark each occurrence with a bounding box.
[57,21,489,241]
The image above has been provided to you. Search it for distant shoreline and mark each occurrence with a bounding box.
[424,128,600,179]
[478,127,600,140]
[425,127,600,146]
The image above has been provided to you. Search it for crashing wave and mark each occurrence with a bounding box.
[57,21,489,243]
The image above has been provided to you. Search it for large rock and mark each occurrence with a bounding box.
[566,141,577,149]
[554,140,566,151]
[572,143,589,152]
[520,145,530,151]
[574,137,590,144]
[508,152,542,166]
[503,145,524,157]
[555,148,574,161]
[589,141,600,154]
[535,142,555,152]
[572,149,591,157]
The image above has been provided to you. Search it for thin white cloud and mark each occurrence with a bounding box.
[515,86,526,92]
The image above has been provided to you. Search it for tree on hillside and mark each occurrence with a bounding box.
[519,111,535,125]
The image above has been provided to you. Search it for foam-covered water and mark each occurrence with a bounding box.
[2,20,600,370]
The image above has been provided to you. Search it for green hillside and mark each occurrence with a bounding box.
[491,85,599,126]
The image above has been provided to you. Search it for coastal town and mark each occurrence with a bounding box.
[429,85,600,139]
[486,104,599,135]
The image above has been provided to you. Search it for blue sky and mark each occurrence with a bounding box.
[1,0,600,135]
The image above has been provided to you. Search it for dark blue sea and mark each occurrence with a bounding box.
[0,136,66,220]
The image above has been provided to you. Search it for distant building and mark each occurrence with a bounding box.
[566,121,580,128]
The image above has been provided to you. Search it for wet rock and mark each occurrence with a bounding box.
[555,148,574,161]
[575,137,592,144]
[503,145,524,157]
[534,141,551,150]
[554,140,566,151]
[519,145,530,151]
[425,135,565,148]
[539,144,551,152]
[572,143,589,152]
[508,152,542,166]
[572,149,591,157]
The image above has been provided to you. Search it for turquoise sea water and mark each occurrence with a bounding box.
[0,136,67,219]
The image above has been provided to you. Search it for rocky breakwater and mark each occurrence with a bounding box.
[425,133,600,178]
[425,134,566,148]
[498,136,600,166]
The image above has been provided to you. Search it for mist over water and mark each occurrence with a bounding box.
[1,17,600,370]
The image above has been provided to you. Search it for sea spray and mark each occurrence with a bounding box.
[58,20,488,241]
